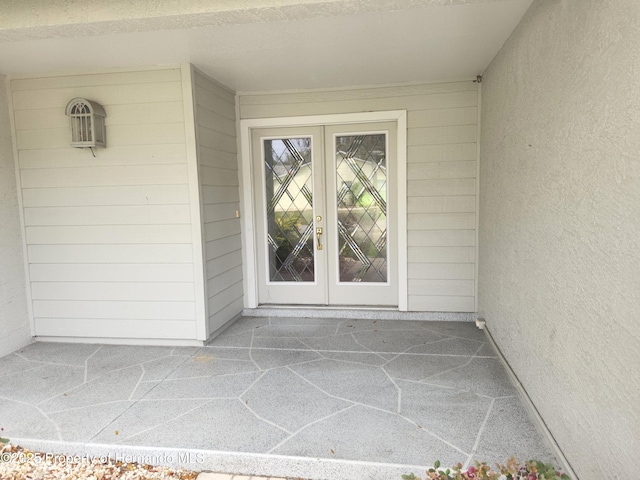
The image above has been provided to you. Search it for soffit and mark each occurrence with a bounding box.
[0,0,534,91]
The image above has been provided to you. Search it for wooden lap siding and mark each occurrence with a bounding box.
[192,70,244,334]
[12,68,199,340]
[239,82,477,312]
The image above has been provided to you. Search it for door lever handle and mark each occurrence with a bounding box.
[316,227,323,250]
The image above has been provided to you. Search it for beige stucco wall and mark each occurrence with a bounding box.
[479,1,640,479]
[0,74,31,357]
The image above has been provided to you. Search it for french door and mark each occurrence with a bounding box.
[252,122,398,306]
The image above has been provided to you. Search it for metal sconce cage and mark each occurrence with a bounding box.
[65,97,106,148]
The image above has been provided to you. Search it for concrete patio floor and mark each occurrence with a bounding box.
[0,317,555,479]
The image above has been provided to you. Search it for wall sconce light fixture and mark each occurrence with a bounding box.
[65,97,106,149]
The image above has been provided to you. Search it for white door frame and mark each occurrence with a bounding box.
[239,111,408,311]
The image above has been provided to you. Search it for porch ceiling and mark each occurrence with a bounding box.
[0,0,533,91]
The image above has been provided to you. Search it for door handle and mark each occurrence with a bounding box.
[316,227,323,250]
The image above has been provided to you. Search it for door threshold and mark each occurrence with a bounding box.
[243,306,475,322]
[256,304,398,311]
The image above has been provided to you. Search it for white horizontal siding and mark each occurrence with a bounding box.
[12,67,199,340]
[12,81,183,110]
[407,196,475,214]
[32,300,195,320]
[15,102,185,130]
[207,265,243,298]
[408,143,477,163]
[200,166,239,186]
[34,319,197,340]
[21,164,188,188]
[203,203,239,223]
[203,210,242,240]
[31,282,195,301]
[407,125,477,145]
[240,90,477,119]
[207,281,244,315]
[239,80,478,312]
[197,128,237,154]
[24,205,191,226]
[27,244,193,264]
[207,298,244,333]
[16,122,186,150]
[408,263,475,280]
[408,279,475,297]
[196,108,236,137]
[240,82,474,104]
[407,107,477,127]
[21,185,190,207]
[408,161,476,180]
[408,246,475,264]
[194,85,236,120]
[408,179,476,197]
[407,230,475,247]
[25,225,192,244]
[205,234,242,262]
[30,264,195,283]
[198,147,237,170]
[408,295,475,312]
[11,69,181,91]
[407,213,476,230]
[202,185,240,205]
[193,69,243,334]
[206,251,243,280]
[19,144,187,169]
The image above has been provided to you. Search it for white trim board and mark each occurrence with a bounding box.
[243,307,474,321]
[6,74,36,339]
[236,77,479,97]
[239,110,408,311]
[181,63,208,341]
[34,336,204,347]
[484,325,578,480]
[8,64,183,81]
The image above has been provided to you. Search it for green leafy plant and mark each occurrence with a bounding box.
[0,426,8,444]
[403,457,571,480]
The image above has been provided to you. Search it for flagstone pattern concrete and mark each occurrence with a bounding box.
[0,317,555,479]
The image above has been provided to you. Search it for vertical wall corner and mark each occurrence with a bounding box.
[181,63,209,341]
[191,67,244,337]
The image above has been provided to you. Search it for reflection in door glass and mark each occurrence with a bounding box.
[335,134,387,283]
[264,138,315,282]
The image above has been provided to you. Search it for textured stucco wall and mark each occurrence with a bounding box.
[0,74,31,357]
[479,1,640,478]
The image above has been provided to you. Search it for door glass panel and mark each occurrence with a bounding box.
[335,134,388,283]
[264,137,315,282]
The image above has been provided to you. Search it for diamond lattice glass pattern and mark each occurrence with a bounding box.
[264,138,315,282]
[335,134,388,282]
